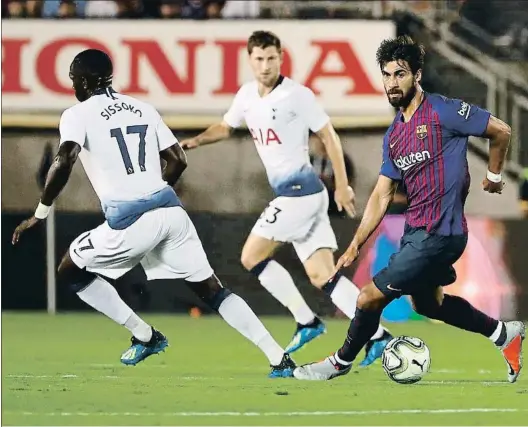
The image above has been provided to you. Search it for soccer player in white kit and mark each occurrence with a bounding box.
[181,31,392,366]
[12,49,296,378]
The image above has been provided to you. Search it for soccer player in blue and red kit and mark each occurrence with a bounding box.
[293,36,525,383]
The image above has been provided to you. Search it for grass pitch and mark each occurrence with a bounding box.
[2,313,527,426]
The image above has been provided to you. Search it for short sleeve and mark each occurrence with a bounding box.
[156,116,179,151]
[297,87,330,132]
[223,87,246,128]
[437,96,491,137]
[59,108,86,147]
[380,134,401,181]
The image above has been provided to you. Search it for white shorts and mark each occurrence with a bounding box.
[251,189,338,263]
[69,206,214,282]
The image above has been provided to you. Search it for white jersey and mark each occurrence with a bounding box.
[59,89,178,205]
[223,77,329,197]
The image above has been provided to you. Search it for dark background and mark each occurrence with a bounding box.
[3,212,528,319]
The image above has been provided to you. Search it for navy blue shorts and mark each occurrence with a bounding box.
[373,225,468,298]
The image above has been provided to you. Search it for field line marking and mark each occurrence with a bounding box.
[9,408,527,417]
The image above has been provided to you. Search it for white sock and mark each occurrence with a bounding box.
[329,276,360,319]
[218,293,285,366]
[77,276,152,342]
[330,276,386,340]
[257,260,315,325]
[124,313,153,342]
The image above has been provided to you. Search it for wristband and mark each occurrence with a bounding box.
[34,202,51,219]
[486,170,502,183]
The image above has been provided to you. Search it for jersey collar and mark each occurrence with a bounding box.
[92,87,118,98]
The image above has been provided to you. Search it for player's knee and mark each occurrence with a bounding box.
[356,282,386,311]
[57,251,96,293]
[306,269,332,288]
[189,274,232,311]
[240,251,262,271]
[411,295,440,317]
[303,249,336,288]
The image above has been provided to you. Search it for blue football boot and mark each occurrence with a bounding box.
[359,329,393,367]
[269,353,296,378]
[120,327,169,366]
[285,318,327,354]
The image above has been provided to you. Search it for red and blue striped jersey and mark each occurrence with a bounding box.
[380,93,491,235]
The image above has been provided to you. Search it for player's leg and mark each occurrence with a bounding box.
[241,198,321,343]
[141,206,295,377]
[411,283,525,383]
[66,218,170,366]
[188,273,296,378]
[291,189,392,361]
[241,232,318,328]
[293,227,430,380]
[301,247,392,366]
[58,252,153,343]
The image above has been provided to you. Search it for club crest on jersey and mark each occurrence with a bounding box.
[416,124,428,140]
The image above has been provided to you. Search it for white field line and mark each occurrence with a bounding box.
[8,408,527,417]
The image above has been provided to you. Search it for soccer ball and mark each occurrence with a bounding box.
[381,336,431,384]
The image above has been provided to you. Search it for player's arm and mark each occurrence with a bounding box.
[13,109,85,244]
[160,143,187,187]
[180,88,245,149]
[335,134,401,270]
[442,98,511,194]
[156,116,188,186]
[315,123,356,217]
[481,115,512,183]
[180,120,234,149]
[335,175,398,270]
[39,141,81,206]
[299,87,355,217]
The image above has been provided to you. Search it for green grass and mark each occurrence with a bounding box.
[2,313,527,426]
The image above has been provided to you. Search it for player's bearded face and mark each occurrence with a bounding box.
[249,46,282,86]
[382,61,419,108]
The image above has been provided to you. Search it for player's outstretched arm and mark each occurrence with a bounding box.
[335,175,398,270]
[179,121,233,150]
[481,115,512,194]
[12,141,80,244]
[161,143,188,186]
[316,123,356,218]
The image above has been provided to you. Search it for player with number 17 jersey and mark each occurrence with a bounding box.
[12,49,297,377]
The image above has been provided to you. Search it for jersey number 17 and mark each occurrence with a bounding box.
[110,124,148,175]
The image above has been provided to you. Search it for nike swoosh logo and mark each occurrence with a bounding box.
[386,284,402,292]
[389,141,398,148]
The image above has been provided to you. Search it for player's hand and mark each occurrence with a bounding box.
[482,178,505,194]
[335,242,360,272]
[334,185,356,218]
[12,216,42,245]
[179,138,200,150]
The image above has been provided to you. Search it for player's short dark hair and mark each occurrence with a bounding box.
[247,31,281,54]
[376,35,425,74]
[70,49,113,90]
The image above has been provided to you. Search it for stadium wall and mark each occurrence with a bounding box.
[2,211,527,322]
[2,131,522,217]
